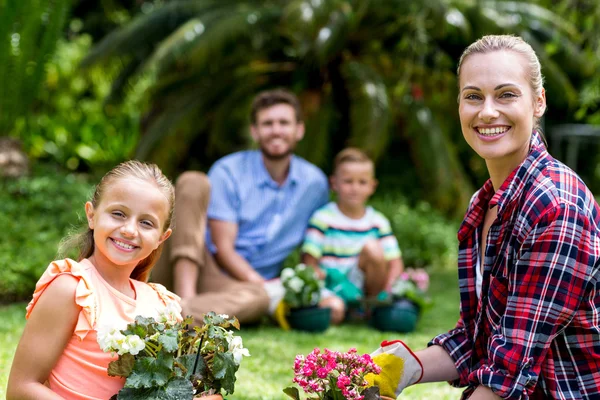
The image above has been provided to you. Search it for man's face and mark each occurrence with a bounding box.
[250,104,305,161]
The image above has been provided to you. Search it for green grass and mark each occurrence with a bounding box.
[0,267,463,399]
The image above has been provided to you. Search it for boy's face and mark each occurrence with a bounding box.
[331,161,378,209]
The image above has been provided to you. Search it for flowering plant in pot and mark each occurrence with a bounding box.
[280,264,331,332]
[98,309,249,399]
[389,267,431,311]
[283,347,390,400]
[372,268,432,333]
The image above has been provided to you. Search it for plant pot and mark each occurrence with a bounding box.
[287,306,331,332]
[371,299,419,333]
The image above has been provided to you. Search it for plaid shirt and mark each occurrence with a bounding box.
[430,133,600,399]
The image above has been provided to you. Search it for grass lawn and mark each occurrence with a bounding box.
[0,266,463,399]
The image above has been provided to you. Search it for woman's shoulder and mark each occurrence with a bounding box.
[525,156,599,218]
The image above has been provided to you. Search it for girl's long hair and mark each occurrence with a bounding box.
[59,160,175,282]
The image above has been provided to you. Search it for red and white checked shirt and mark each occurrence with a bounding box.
[430,133,600,399]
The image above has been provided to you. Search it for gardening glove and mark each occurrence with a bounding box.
[365,340,423,398]
[325,268,363,305]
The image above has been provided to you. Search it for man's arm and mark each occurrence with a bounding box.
[209,219,264,283]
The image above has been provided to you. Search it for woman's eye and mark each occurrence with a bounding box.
[500,92,517,98]
[464,93,481,101]
[141,220,154,228]
[112,211,124,218]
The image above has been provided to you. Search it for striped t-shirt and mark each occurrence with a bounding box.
[301,202,401,274]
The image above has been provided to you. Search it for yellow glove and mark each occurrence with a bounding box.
[273,300,291,331]
[365,340,423,398]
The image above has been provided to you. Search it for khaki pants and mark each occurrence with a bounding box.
[151,171,269,324]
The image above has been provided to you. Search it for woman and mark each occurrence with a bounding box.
[369,35,600,399]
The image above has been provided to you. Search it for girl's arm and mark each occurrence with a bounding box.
[7,274,81,399]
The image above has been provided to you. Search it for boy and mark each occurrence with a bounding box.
[301,148,404,310]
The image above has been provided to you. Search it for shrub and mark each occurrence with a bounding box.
[0,164,93,302]
[370,193,459,269]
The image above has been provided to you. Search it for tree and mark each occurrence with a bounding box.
[82,0,595,216]
[0,0,71,137]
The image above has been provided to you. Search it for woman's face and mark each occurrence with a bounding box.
[458,50,546,174]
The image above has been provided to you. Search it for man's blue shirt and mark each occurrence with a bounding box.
[206,150,329,279]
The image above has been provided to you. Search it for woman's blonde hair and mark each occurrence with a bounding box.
[59,160,175,282]
[457,34,546,132]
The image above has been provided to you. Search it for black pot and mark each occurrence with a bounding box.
[287,306,331,332]
[371,299,419,332]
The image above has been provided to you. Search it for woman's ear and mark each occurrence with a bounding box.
[85,202,95,229]
[534,88,547,118]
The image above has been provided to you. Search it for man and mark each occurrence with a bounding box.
[152,89,329,324]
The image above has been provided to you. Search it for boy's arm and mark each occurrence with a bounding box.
[301,253,326,280]
[383,257,404,292]
[210,219,264,283]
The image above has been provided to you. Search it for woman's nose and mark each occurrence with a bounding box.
[479,97,499,121]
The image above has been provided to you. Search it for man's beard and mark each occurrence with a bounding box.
[260,143,296,161]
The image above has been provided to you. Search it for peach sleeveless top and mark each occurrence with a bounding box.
[25,258,181,400]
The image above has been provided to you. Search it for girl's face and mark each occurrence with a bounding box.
[85,177,172,271]
[458,50,546,174]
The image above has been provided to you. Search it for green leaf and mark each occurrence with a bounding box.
[125,353,174,389]
[174,354,204,379]
[212,352,238,394]
[159,328,179,353]
[108,353,136,378]
[116,378,193,400]
[283,386,301,400]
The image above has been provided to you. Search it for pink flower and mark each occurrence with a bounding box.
[316,367,330,379]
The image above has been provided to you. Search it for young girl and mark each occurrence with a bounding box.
[7,160,181,400]
[368,35,600,399]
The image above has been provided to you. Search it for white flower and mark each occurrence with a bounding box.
[280,268,295,282]
[296,263,307,271]
[123,335,146,356]
[287,277,305,293]
[227,335,250,365]
[157,301,182,325]
[218,313,230,319]
[96,323,127,353]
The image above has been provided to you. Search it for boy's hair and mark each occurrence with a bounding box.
[250,89,303,124]
[333,147,374,175]
[59,160,175,282]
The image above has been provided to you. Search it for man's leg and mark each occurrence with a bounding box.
[151,171,269,324]
[151,171,210,296]
[358,239,387,296]
[184,249,270,324]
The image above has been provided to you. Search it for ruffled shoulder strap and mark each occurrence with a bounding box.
[146,282,181,306]
[25,258,97,340]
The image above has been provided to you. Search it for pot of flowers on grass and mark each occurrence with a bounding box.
[283,347,393,400]
[281,263,331,332]
[98,308,250,399]
[371,268,431,333]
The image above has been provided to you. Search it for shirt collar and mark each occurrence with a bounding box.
[255,151,298,188]
[458,131,548,241]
